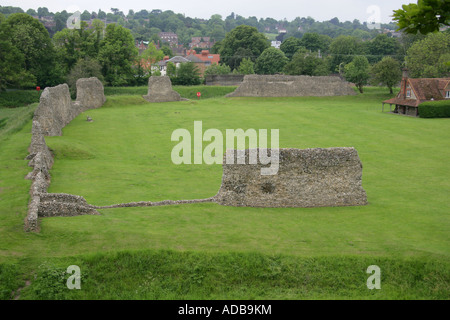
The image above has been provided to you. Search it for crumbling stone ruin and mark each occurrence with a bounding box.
[214,148,368,208]
[142,76,187,102]
[33,78,106,136]
[24,78,105,232]
[75,77,106,111]
[226,75,356,98]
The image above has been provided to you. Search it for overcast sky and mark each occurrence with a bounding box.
[2,0,411,23]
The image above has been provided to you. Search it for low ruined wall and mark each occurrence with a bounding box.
[24,79,106,231]
[33,84,79,136]
[76,77,106,111]
[214,148,368,208]
[226,75,356,98]
[143,76,186,103]
[205,74,244,86]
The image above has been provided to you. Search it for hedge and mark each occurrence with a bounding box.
[0,90,41,108]
[419,100,450,118]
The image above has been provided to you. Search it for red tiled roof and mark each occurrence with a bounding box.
[186,50,220,65]
[383,77,450,107]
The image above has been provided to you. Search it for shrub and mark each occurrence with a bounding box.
[419,100,450,118]
[0,90,41,108]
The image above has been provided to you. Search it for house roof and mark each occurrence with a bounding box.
[384,77,450,107]
[186,50,220,65]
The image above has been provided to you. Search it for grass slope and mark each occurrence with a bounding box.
[0,88,448,299]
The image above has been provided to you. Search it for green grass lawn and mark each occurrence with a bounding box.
[0,88,449,299]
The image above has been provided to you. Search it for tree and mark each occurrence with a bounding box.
[219,25,269,70]
[204,63,231,76]
[405,32,450,78]
[171,62,201,85]
[393,0,450,34]
[98,23,138,86]
[371,57,402,94]
[0,27,35,90]
[366,34,400,63]
[66,57,104,96]
[284,48,330,76]
[344,56,370,93]
[280,37,303,59]
[255,47,288,75]
[329,35,363,72]
[299,33,332,53]
[238,58,255,75]
[2,13,63,87]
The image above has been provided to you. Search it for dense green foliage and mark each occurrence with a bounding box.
[284,48,330,76]
[170,62,202,86]
[255,47,288,75]
[371,57,403,94]
[219,25,269,70]
[0,90,40,107]
[405,32,450,78]
[419,100,450,118]
[344,56,371,93]
[393,0,450,34]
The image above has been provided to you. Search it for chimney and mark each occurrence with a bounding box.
[402,68,409,99]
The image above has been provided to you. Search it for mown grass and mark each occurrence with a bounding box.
[104,85,237,100]
[0,87,449,299]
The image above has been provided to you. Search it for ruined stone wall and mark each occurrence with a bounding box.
[76,77,106,111]
[214,148,367,208]
[143,76,186,103]
[226,75,356,98]
[24,79,105,231]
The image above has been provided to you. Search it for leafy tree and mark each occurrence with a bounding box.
[166,62,176,78]
[66,57,104,96]
[98,23,138,86]
[371,57,402,94]
[366,34,401,63]
[2,13,63,87]
[171,62,201,85]
[204,63,231,76]
[284,48,330,76]
[0,26,35,90]
[219,25,269,70]
[405,32,450,78]
[299,33,332,53]
[344,56,370,93]
[238,58,255,75]
[161,45,173,57]
[393,0,450,34]
[53,21,104,74]
[255,47,288,75]
[329,35,363,72]
[280,37,303,59]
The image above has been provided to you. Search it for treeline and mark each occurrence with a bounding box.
[0,5,397,44]
[0,7,449,93]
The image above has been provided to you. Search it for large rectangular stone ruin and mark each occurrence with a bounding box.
[214,148,368,208]
[226,74,356,98]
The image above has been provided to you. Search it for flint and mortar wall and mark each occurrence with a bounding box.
[226,75,356,98]
[143,76,186,102]
[214,148,368,208]
[24,78,105,232]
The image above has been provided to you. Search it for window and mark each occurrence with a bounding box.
[446,91,450,99]
[406,89,411,98]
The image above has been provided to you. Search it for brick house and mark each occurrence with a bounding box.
[383,69,450,116]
